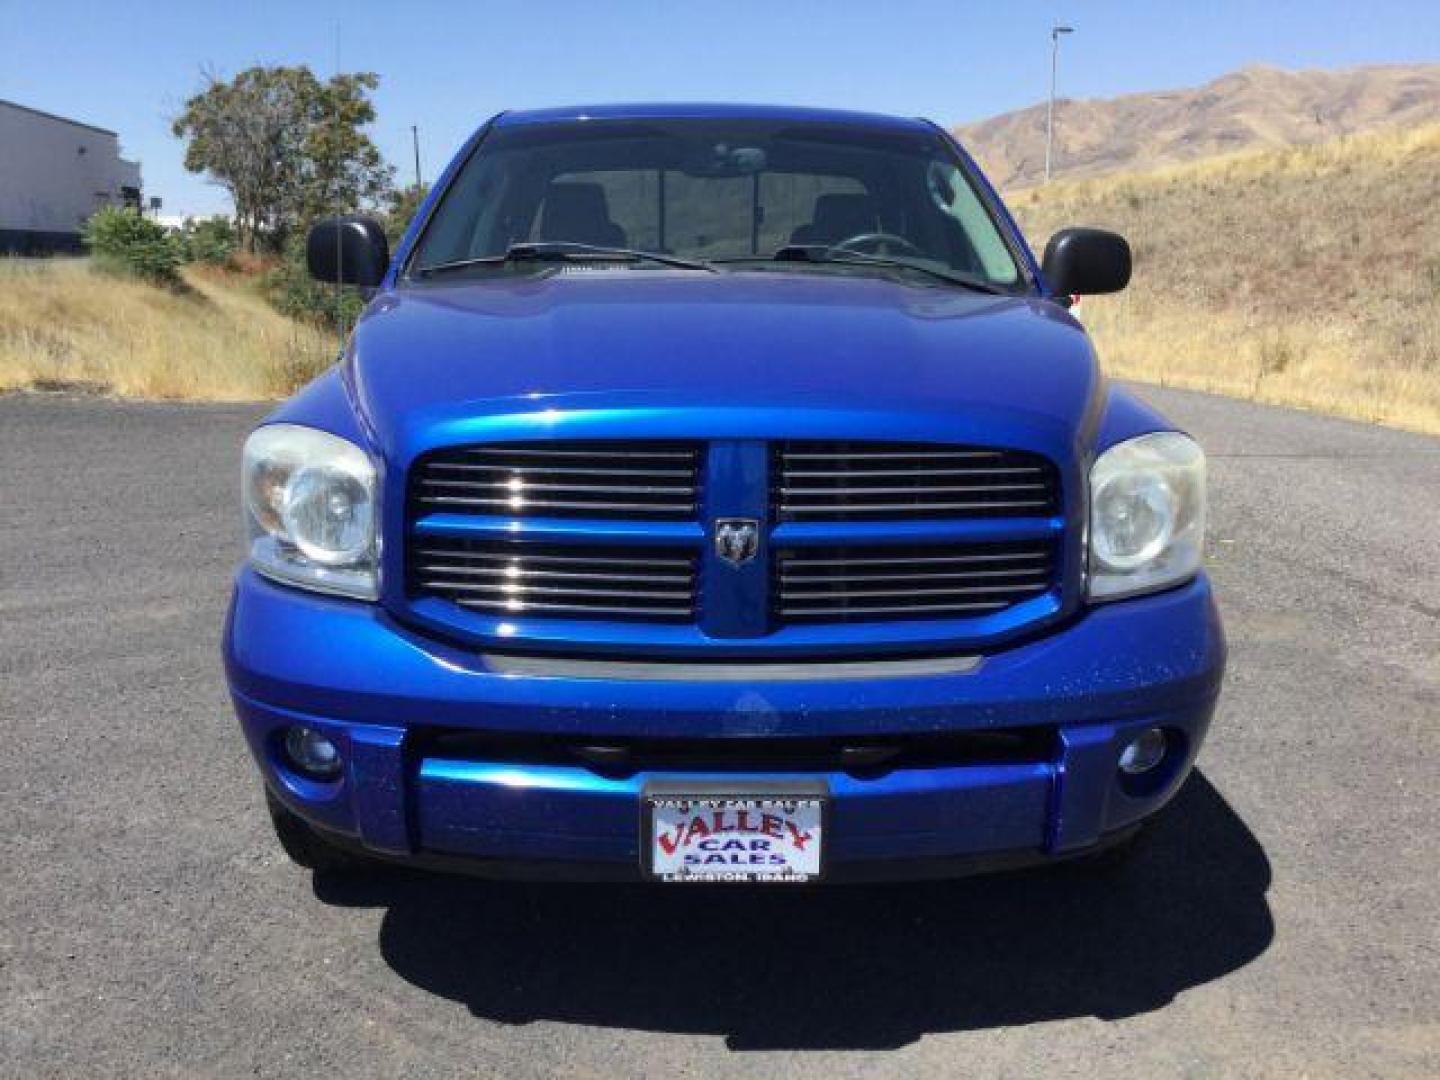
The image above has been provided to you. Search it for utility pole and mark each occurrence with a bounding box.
[1045,24,1074,183]
[411,125,423,191]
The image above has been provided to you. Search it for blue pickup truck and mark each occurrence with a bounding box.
[224,104,1224,883]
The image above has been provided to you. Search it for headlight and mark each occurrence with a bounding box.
[241,424,379,599]
[1088,432,1205,601]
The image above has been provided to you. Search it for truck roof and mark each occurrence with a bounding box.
[493,103,936,132]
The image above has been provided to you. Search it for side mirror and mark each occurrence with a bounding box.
[306,216,389,287]
[1041,227,1131,296]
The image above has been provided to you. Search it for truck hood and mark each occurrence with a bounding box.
[346,270,1103,462]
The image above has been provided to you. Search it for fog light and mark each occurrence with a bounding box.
[283,726,342,779]
[1119,727,1168,775]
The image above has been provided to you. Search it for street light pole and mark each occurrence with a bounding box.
[1046,24,1074,183]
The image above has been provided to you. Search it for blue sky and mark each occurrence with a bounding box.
[2,0,1436,217]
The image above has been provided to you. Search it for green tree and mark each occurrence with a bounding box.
[383,183,430,246]
[182,215,237,266]
[298,73,393,226]
[172,66,393,253]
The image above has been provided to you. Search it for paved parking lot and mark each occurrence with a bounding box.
[1,386,1437,1077]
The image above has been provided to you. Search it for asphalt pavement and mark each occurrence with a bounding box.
[1,386,1436,1077]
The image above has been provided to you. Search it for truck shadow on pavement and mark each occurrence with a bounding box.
[314,771,1271,1051]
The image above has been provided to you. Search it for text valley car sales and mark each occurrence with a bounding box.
[648,796,825,882]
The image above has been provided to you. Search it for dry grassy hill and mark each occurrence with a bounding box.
[959,63,1440,189]
[1010,124,1440,434]
[0,260,333,399]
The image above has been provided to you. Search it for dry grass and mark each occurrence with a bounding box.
[1009,123,1440,435]
[0,258,335,401]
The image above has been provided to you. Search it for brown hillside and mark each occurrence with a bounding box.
[1008,125,1440,434]
[956,63,1440,189]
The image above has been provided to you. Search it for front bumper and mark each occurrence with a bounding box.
[225,569,1225,880]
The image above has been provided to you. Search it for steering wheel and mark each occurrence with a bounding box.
[827,232,924,257]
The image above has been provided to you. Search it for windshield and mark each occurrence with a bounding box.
[409,118,1026,289]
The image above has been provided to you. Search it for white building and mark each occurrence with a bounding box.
[0,99,142,254]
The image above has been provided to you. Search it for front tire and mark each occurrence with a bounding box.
[265,789,371,874]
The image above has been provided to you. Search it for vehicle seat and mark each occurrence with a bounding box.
[790,193,880,246]
[536,182,628,247]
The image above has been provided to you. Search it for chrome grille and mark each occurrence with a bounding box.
[774,440,1058,520]
[410,538,698,621]
[775,541,1055,622]
[411,441,702,519]
[405,436,1065,640]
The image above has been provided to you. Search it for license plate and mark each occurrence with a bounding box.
[644,789,825,883]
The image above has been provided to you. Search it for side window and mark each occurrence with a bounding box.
[927,163,1018,284]
[414,154,504,264]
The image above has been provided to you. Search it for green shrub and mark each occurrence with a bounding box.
[82,207,185,286]
[262,234,365,332]
[184,216,237,266]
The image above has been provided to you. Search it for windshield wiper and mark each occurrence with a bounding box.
[717,246,1010,294]
[416,241,719,277]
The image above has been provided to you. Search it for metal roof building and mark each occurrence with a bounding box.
[0,99,143,254]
